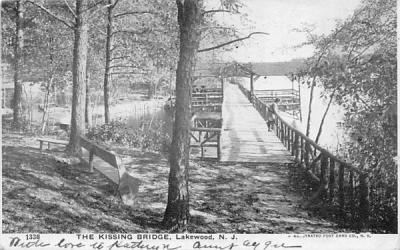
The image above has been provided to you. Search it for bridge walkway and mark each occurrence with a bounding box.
[220,82,294,163]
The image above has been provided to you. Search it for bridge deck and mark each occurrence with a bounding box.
[220,83,294,163]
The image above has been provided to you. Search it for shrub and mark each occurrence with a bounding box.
[86,117,171,153]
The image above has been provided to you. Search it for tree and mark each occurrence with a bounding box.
[163,0,202,231]
[295,0,396,232]
[12,0,25,129]
[2,0,26,130]
[102,0,115,124]
[27,18,73,132]
[163,0,268,231]
[27,0,103,154]
[2,0,72,130]
[66,0,89,154]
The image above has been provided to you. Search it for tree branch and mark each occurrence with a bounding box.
[112,0,121,8]
[26,0,74,29]
[87,3,112,19]
[83,0,107,12]
[63,0,77,18]
[113,10,155,18]
[202,9,231,15]
[198,32,269,53]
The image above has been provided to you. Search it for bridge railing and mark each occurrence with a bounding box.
[238,83,369,228]
[254,89,300,98]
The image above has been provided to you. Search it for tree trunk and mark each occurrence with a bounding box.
[163,0,202,231]
[67,0,89,155]
[305,76,316,137]
[41,77,53,133]
[13,0,24,130]
[250,73,254,102]
[315,89,336,144]
[298,79,302,122]
[85,70,92,128]
[103,0,114,124]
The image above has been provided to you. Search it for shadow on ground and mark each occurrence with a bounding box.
[3,144,163,233]
[3,134,348,233]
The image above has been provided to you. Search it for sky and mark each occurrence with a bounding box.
[214,0,362,62]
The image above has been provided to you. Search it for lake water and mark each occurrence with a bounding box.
[44,99,165,129]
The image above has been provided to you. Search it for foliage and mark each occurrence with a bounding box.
[294,0,396,232]
[97,0,179,102]
[86,117,171,153]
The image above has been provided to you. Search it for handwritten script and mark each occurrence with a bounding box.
[8,236,302,250]
[193,240,301,250]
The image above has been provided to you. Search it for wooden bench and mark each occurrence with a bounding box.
[79,136,139,206]
[38,137,68,150]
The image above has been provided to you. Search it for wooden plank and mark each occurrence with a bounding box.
[37,138,68,145]
[191,127,221,132]
[194,111,222,120]
[81,148,119,184]
[192,103,222,108]
[80,136,119,168]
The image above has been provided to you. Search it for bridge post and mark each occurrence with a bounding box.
[217,132,221,160]
[320,154,329,199]
[294,134,300,161]
[359,173,370,228]
[220,77,224,100]
[280,121,285,142]
[285,126,288,147]
[329,158,335,201]
[300,138,304,163]
[292,131,295,153]
[304,142,310,168]
[338,163,345,219]
[349,171,355,221]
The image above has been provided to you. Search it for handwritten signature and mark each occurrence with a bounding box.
[108,240,181,250]
[193,240,302,250]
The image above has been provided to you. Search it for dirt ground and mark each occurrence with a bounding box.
[2,133,347,233]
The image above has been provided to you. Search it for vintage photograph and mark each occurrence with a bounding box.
[1,0,397,235]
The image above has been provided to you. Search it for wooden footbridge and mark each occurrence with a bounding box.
[190,80,370,228]
[190,81,296,163]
